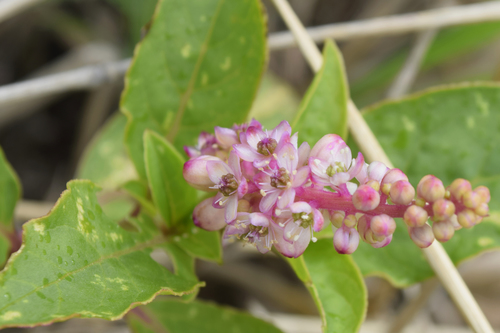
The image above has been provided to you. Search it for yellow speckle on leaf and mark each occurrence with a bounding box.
[466,116,475,129]
[121,285,129,291]
[181,44,191,58]
[478,237,493,247]
[402,116,415,132]
[201,72,209,86]
[33,223,45,235]
[220,57,231,71]
[475,93,490,116]
[1,311,21,321]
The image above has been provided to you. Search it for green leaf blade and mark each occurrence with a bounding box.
[292,41,349,142]
[127,298,283,333]
[0,147,21,229]
[144,131,197,227]
[288,239,367,333]
[121,0,267,178]
[0,180,201,328]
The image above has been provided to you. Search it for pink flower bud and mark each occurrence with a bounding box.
[343,214,357,228]
[475,202,489,217]
[352,185,380,211]
[456,209,477,228]
[370,234,393,249]
[417,175,445,203]
[381,168,408,187]
[408,224,434,248]
[463,191,481,209]
[432,199,455,222]
[448,179,471,201]
[183,155,220,191]
[403,205,428,228]
[389,180,415,205]
[432,220,455,242]
[333,225,360,254]
[370,214,396,237]
[331,211,345,228]
[193,198,227,231]
[474,186,490,204]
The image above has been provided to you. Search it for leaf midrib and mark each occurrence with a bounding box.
[166,0,226,142]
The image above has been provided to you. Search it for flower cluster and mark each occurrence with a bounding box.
[182,120,490,258]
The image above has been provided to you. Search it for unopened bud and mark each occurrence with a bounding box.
[403,205,428,228]
[381,168,408,186]
[475,202,489,217]
[408,224,434,248]
[432,199,455,222]
[390,180,415,205]
[448,179,471,201]
[367,180,380,192]
[415,197,426,207]
[183,156,220,191]
[343,214,357,228]
[331,211,345,228]
[463,191,481,209]
[365,229,385,244]
[417,175,445,203]
[370,234,393,249]
[333,226,360,254]
[352,185,380,211]
[193,198,227,231]
[474,186,490,204]
[357,215,369,241]
[432,220,455,242]
[457,209,476,228]
[370,214,396,237]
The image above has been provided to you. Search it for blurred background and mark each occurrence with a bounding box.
[1,0,500,332]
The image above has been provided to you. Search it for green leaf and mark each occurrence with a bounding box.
[122,180,156,217]
[0,147,20,230]
[163,243,199,302]
[77,113,137,190]
[175,225,222,263]
[351,83,500,286]
[127,298,283,333]
[292,40,348,142]
[121,0,267,178]
[0,180,202,328]
[144,131,197,227]
[0,234,9,268]
[287,239,367,333]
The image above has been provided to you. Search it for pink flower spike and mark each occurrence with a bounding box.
[417,175,445,203]
[409,224,434,248]
[193,198,227,231]
[334,225,360,254]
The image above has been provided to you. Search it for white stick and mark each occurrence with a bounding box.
[0,0,45,23]
[0,59,130,107]
[270,0,493,332]
[268,1,500,50]
[386,29,437,99]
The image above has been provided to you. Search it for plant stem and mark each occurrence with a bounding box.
[270,0,493,332]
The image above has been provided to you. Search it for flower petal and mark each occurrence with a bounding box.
[271,120,292,141]
[274,225,310,258]
[206,160,232,184]
[276,143,298,172]
[224,195,238,223]
[214,126,239,149]
[249,213,270,227]
[312,208,325,232]
[228,151,242,179]
[292,166,310,188]
[290,201,312,214]
[233,144,261,162]
[297,142,310,167]
[245,126,266,148]
[278,188,295,209]
[259,190,281,213]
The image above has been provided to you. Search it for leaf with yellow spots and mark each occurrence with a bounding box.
[120,0,267,178]
[127,298,283,333]
[0,180,203,328]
